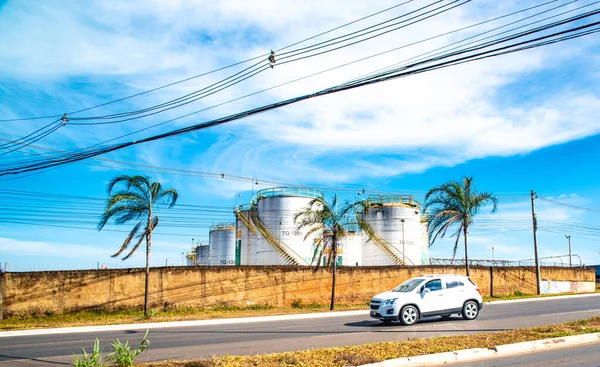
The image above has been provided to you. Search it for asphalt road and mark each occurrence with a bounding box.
[2,294,600,367]
[449,343,600,367]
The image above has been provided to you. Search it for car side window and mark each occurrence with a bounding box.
[446,277,462,289]
[424,279,442,292]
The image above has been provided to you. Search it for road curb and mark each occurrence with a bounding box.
[356,332,600,366]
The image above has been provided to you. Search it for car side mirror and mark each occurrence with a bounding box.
[422,288,430,294]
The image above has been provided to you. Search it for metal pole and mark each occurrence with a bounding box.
[565,235,572,267]
[401,219,405,265]
[181,252,184,266]
[492,247,495,262]
[530,190,541,295]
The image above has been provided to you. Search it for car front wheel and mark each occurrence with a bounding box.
[399,305,419,325]
[462,301,480,320]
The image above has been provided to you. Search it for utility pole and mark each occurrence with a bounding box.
[565,235,572,267]
[530,190,541,295]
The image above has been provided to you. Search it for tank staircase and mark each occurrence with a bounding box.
[250,210,309,266]
[368,231,414,265]
[355,208,412,266]
[234,208,257,235]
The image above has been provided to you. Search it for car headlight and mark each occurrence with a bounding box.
[383,298,398,305]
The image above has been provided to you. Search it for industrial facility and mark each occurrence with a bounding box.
[190,186,430,266]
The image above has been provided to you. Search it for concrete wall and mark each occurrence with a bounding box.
[0,266,595,318]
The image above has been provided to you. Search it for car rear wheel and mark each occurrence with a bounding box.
[462,301,479,320]
[399,305,419,325]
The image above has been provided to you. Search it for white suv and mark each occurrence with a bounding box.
[369,274,483,325]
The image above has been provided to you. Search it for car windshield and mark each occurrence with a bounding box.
[392,278,424,292]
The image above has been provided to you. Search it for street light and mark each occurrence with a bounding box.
[491,247,495,262]
[565,235,572,267]
[182,252,184,266]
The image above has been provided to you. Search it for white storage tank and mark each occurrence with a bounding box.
[195,243,210,266]
[235,204,258,265]
[254,187,324,266]
[362,195,423,266]
[323,231,363,266]
[209,223,237,266]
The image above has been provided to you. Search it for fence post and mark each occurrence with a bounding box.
[489,266,494,297]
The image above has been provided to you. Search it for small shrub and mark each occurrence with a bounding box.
[106,329,150,367]
[291,299,304,309]
[513,290,525,297]
[72,338,104,367]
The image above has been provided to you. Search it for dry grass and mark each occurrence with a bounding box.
[0,303,367,331]
[139,316,600,367]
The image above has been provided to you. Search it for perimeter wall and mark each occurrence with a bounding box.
[0,265,594,318]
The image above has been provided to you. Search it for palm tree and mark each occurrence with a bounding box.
[97,175,178,317]
[295,194,372,310]
[423,176,497,276]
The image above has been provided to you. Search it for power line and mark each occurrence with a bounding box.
[1,1,577,159]
[538,197,600,213]
[0,0,416,123]
[67,1,463,125]
[3,10,598,177]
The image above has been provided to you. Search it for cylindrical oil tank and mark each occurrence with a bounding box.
[323,231,363,266]
[255,187,324,265]
[235,204,257,265]
[209,223,237,266]
[339,232,363,266]
[195,243,210,266]
[362,195,423,266]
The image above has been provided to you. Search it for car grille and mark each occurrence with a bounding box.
[370,300,381,310]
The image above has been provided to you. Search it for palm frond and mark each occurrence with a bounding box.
[112,220,143,257]
[122,232,146,260]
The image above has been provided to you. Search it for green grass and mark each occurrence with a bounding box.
[138,316,600,367]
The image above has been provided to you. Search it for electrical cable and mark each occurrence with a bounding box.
[67,1,461,125]
[3,11,597,177]
[0,1,414,123]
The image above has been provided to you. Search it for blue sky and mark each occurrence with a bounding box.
[1,0,599,271]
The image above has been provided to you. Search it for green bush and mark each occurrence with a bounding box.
[72,338,105,367]
[106,329,150,367]
[291,299,304,308]
[513,290,525,297]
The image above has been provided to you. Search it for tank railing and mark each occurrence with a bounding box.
[250,210,309,266]
[366,194,420,208]
[255,187,325,200]
[235,204,252,212]
[210,222,236,231]
[234,207,257,235]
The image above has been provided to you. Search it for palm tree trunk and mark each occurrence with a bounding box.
[330,239,337,311]
[144,206,153,318]
[144,234,151,318]
[463,225,469,277]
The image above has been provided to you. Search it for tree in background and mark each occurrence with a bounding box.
[98,175,178,317]
[295,194,373,310]
[423,176,497,276]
